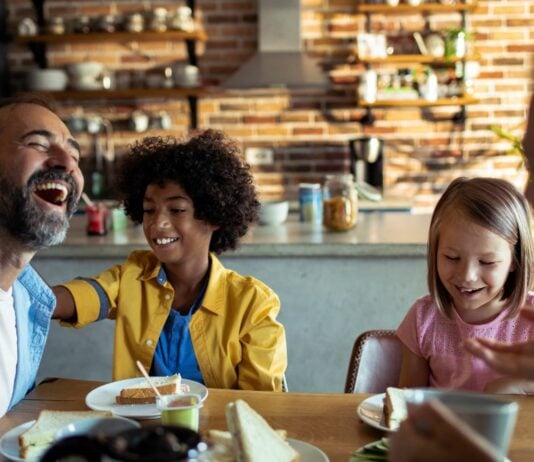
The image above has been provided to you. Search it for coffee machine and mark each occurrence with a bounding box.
[349,137,384,190]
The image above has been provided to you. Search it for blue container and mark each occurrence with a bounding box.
[299,183,323,224]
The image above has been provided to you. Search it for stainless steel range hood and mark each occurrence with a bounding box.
[222,0,328,89]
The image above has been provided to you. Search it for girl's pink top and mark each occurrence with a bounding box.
[396,292,534,391]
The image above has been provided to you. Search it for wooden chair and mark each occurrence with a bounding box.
[344,329,403,393]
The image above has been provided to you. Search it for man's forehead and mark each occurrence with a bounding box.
[0,103,68,134]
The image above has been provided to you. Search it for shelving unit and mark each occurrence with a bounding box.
[4,0,205,130]
[355,1,478,125]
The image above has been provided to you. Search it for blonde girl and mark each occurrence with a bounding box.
[397,176,534,392]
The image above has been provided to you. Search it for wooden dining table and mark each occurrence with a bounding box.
[1,378,534,462]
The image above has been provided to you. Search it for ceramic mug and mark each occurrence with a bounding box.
[404,388,518,457]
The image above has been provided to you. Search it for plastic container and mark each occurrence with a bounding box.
[322,174,358,231]
[156,393,203,431]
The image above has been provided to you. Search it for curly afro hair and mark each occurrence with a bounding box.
[115,129,260,254]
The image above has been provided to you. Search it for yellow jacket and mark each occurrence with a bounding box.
[60,251,287,391]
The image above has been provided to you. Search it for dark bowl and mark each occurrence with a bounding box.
[106,425,203,462]
[41,424,204,462]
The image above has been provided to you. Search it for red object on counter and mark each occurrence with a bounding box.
[86,203,109,236]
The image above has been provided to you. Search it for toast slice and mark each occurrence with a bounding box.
[225,400,299,462]
[383,387,408,430]
[115,374,187,404]
[19,409,112,459]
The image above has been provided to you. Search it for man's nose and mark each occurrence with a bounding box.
[45,145,79,174]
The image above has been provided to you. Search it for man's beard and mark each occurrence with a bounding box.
[0,169,79,250]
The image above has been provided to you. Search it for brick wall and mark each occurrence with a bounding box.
[5,0,534,205]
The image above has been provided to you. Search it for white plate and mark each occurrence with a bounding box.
[85,377,208,420]
[288,438,329,462]
[0,420,35,462]
[357,393,392,432]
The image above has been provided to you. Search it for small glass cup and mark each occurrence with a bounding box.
[156,393,203,431]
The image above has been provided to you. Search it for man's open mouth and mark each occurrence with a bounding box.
[33,181,69,205]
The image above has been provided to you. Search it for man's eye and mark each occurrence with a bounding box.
[143,209,154,215]
[29,142,49,151]
[481,261,497,266]
[171,208,186,213]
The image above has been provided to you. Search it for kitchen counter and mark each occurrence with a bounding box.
[34,211,430,393]
[38,211,430,258]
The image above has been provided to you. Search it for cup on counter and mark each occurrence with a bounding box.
[111,207,128,231]
[156,393,203,431]
[404,388,518,458]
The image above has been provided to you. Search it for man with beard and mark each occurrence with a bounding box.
[0,96,83,417]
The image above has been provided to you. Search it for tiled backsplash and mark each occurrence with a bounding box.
[5,0,532,205]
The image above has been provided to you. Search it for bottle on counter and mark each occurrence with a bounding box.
[298,183,323,225]
[322,174,358,232]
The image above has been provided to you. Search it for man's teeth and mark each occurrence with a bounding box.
[156,237,178,245]
[35,182,68,202]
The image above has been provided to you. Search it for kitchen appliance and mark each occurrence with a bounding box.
[349,137,384,190]
[223,0,327,89]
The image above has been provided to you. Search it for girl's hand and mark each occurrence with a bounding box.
[463,306,534,379]
[389,401,500,462]
[464,337,534,378]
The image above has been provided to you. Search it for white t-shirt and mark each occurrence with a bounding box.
[0,287,17,416]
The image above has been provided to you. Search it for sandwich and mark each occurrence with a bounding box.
[383,387,408,430]
[115,374,188,404]
[225,399,299,462]
[19,409,112,460]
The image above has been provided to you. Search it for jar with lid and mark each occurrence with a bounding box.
[322,174,358,231]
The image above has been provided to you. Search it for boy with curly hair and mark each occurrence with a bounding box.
[53,130,287,391]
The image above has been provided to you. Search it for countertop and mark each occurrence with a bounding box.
[37,211,431,259]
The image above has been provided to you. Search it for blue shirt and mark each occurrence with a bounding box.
[9,266,55,411]
[150,266,209,384]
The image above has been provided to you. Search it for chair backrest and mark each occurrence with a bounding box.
[344,329,403,394]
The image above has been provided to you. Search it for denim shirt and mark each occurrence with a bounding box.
[8,265,55,410]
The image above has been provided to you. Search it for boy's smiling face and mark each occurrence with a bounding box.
[142,181,218,265]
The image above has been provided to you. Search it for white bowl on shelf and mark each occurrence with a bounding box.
[258,200,289,226]
[26,68,68,91]
[67,62,105,80]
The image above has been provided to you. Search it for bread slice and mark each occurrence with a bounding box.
[225,400,299,462]
[19,410,112,459]
[115,374,187,404]
[383,387,408,430]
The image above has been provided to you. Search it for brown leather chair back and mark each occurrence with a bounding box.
[344,329,403,393]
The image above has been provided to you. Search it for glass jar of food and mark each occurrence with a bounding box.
[322,174,358,231]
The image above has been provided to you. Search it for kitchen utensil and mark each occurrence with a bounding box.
[258,200,289,226]
[172,63,200,87]
[354,182,382,202]
[26,68,68,91]
[129,110,150,132]
[405,389,518,458]
[135,360,163,399]
[349,137,384,190]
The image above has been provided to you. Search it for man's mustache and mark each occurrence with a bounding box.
[27,168,79,201]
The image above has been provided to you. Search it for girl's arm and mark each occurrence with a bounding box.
[52,286,77,321]
[484,377,534,394]
[398,345,429,388]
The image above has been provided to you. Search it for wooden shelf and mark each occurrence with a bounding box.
[14,29,207,44]
[33,87,208,101]
[358,96,478,108]
[356,54,478,64]
[355,2,478,14]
